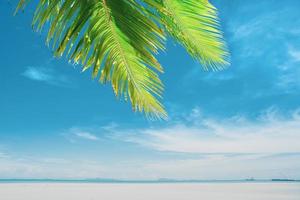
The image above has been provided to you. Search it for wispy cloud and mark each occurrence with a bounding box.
[22,66,71,87]
[111,108,300,154]
[63,128,99,142]
[1,108,300,179]
[229,7,298,42]
[180,3,300,98]
[288,47,300,62]
[0,153,299,179]
[22,67,52,81]
[276,46,300,90]
[73,131,99,141]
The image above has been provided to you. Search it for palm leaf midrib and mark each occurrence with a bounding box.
[102,0,138,91]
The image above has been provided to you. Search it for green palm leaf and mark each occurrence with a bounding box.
[15,0,229,119]
[144,0,229,70]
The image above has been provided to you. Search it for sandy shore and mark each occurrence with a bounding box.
[0,183,299,200]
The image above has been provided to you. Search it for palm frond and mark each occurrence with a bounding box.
[15,0,230,119]
[143,0,229,70]
[16,0,167,119]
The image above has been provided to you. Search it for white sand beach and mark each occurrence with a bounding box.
[0,183,299,200]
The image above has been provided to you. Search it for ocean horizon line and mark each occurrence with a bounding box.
[0,178,299,183]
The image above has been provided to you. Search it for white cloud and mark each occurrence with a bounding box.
[276,46,300,90]
[22,67,52,81]
[2,109,300,179]
[228,7,299,61]
[288,47,300,62]
[230,16,265,41]
[1,109,300,179]
[0,152,299,180]
[74,131,99,141]
[229,8,296,42]
[63,128,99,142]
[22,66,71,87]
[113,109,300,154]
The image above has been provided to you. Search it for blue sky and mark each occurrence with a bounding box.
[0,0,300,179]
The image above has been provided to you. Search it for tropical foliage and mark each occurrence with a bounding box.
[15,0,229,119]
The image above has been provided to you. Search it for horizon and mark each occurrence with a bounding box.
[0,178,299,182]
[1,0,300,180]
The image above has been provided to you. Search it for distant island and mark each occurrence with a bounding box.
[271,179,298,182]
